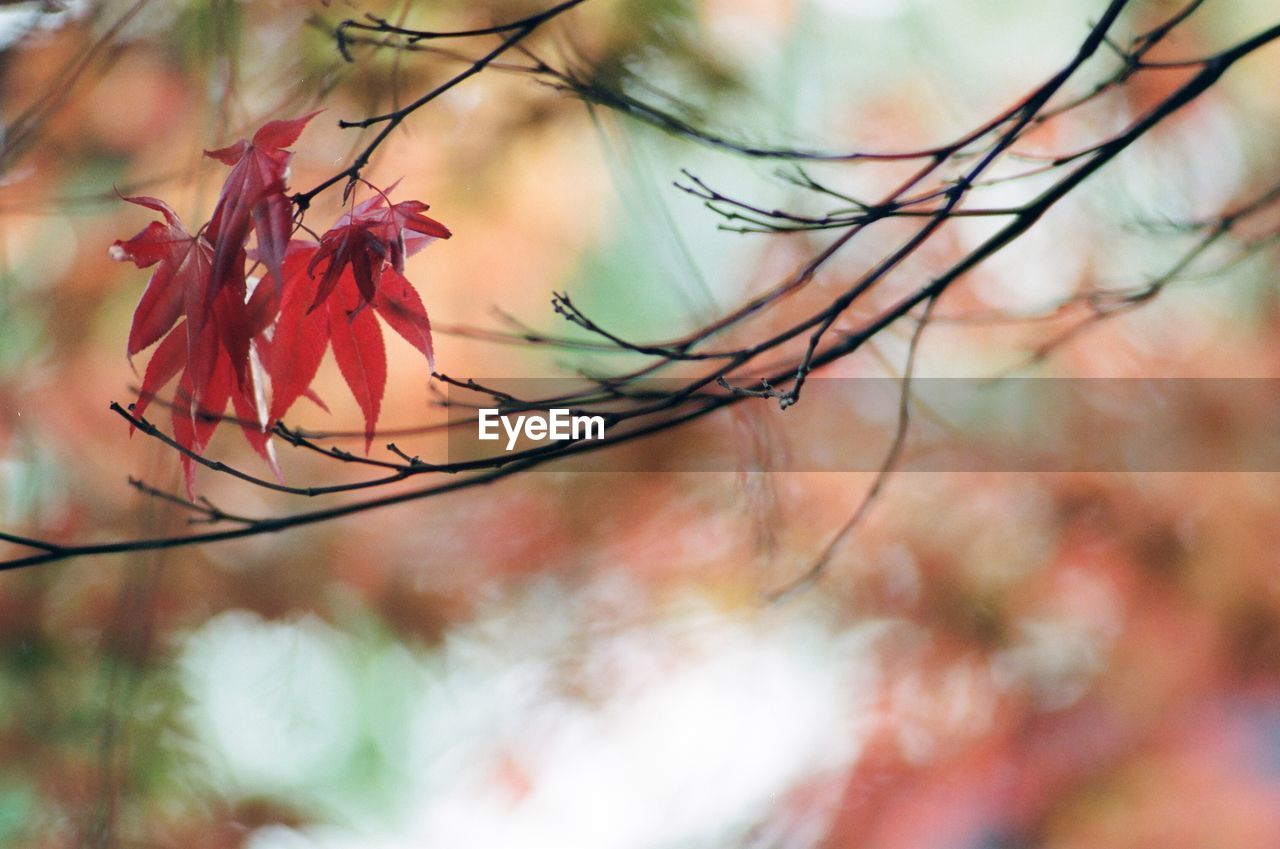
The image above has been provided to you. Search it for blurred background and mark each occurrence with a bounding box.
[2,0,1280,846]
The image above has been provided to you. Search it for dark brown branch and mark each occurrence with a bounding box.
[295,0,589,209]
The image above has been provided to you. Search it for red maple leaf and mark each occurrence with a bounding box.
[113,195,274,495]
[327,280,387,451]
[111,195,210,361]
[265,244,332,423]
[373,265,436,370]
[128,301,277,498]
[205,112,320,314]
[114,117,449,493]
[306,187,450,312]
[265,233,441,450]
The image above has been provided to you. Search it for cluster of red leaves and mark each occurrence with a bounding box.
[109,114,450,494]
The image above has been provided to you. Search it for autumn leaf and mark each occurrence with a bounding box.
[170,341,234,498]
[327,282,387,452]
[264,239,437,448]
[114,123,450,491]
[266,243,329,423]
[381,197,453,266]
[205,111,320,310]
[132,320,188,425]
[374,265,436,371]
[110,195,211,360]
[307,214,386,308]
[231,345,282,482]
[306,188,450,312]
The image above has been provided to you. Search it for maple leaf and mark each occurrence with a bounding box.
[327,281,387,452]
[204,112,320,314]
[110,195,210,360]
[113,126,450,493]
[171,342,234,496]
[232,341,282,481]
[166,337,276,498]
[373,265,436,371]
[130,292,277,497]
[265,237,440,449]
[261,187,447,449]
[265,243,331,423]
[381,197,453,267]
[132,320,188,424]
[113,199,273,494]
[306,188,450,312]
[308,214,386,308]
